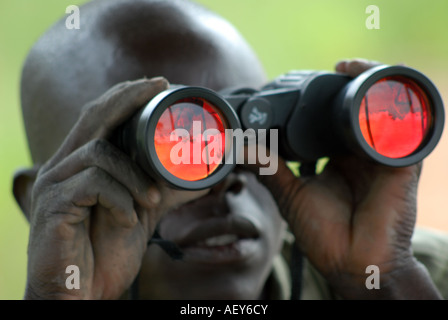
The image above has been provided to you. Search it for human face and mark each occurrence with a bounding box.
[138,168,286,299]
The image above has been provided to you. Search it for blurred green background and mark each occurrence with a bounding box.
[1,0,448,299]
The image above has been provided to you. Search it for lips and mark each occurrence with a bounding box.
[167,215,261,264]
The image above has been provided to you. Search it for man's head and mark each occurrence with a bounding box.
[16,0,287,299]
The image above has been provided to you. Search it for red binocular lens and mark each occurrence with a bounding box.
[154,97,228,181]
[359,76,432,159]
[334,65,444,167]
[117,86,241,190]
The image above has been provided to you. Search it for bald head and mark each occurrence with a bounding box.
[21,0,266,164]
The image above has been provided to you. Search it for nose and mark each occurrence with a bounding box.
[209,171,247,199]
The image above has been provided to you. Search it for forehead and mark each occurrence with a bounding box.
[95,1,265,90]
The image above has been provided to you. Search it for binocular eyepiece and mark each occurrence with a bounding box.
[115,65,445,190]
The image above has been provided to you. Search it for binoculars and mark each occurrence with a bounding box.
[115,65,445,190]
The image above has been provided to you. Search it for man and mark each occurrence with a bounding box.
[13,0,448,299]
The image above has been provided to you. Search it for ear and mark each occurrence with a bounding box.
[13,166,39,221]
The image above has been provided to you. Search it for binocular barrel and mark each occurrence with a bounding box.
[115,65,445,190]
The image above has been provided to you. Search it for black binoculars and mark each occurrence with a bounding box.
[115,65,445,190]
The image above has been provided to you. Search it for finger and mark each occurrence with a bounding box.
[41,139,161,209]
[57,166,138,228]
[40,137,206,218]
[43,77,169,171]
[335,58,382,77]
[321,156,421,234]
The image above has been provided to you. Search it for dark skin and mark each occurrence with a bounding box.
[13,0,442,299]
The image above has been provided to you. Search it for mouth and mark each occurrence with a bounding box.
[168,215,261,265]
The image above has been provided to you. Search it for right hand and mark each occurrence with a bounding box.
[245,60,442,299]
[24,77,208,299]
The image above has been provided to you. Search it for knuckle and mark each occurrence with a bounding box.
[80,99,100,118]
[84,166,116,189]
[86,138,109,155]
[33,166,59,194]
[85,138,123,166]
[31,175,49,196]
[83,139,117,165]
[84,165,105,180]
[79,98,111,128]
